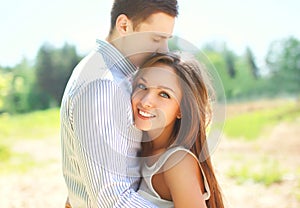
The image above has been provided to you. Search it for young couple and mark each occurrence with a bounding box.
[61,0,224,207]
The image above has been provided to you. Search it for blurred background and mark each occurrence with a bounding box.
[0,0,299,207]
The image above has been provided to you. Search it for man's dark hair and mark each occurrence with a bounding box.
[109,0,179,34]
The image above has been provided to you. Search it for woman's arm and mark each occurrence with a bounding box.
[163,152,208,208]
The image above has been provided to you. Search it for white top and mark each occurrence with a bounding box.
[138,146,211,207]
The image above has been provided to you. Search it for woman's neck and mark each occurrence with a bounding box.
[143,125,175,155]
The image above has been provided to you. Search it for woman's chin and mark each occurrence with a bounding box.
[134,122,152,131]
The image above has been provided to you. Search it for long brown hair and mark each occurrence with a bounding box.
[140,52,224,208]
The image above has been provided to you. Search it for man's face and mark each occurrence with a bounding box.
[113,12,175,67]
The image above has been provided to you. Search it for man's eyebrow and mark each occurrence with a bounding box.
[154,32,172,39]
[158,34,172,39]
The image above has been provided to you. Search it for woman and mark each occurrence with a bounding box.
[131,52,224,208]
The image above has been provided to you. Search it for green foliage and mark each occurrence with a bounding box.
[223,102,300,140]
[223,48,236,78]
[0,71,12,111]
[0,42,81,114]
[246,47,259,79]
[202,37,300,101]
[35,43,81,106]
[227,156,285,186]
[4,59,35,113]
[202,47,267,101]
[266,36,300,94]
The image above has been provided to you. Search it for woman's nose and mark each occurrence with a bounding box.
[140,93,154,108]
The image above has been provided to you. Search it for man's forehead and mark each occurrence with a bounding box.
[135,12,175,35]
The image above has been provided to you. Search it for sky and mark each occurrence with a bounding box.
[1,0,300,67]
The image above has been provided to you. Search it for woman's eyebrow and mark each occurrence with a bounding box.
[155,85,175,93]
[140,77,148,83]
[139,76,176,93]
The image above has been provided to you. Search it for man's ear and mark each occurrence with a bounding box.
[115,14,133,36]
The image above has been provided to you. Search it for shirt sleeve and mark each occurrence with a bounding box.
[71,79,157,207]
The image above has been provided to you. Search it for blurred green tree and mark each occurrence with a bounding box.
[223,47,236,78]
[4,59,35,113]
[0,67,13,112]
[246,47,259,79]
[35,43,81,106]
[202,43,269,101]
[266,36,300,94]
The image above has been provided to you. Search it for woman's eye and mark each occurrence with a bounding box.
[160,92,170,99]
[137,83,147,90]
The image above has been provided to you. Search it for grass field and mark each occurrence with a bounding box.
[0,108,60,174]
[0,108,60,140]
[223,100,300,140]
[0,99,299,207]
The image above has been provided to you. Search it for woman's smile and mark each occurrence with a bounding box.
[138,109,156,119]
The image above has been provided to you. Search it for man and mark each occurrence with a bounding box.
[61,0,178,207]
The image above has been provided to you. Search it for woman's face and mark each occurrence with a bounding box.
[132,62,182,134]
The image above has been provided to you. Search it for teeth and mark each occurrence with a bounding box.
[139,110,154,118]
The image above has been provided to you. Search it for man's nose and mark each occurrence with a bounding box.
[156,40,169,53]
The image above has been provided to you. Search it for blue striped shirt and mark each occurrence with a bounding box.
[61,40,157,207]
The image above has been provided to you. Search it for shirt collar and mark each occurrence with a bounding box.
[96,39,137,77]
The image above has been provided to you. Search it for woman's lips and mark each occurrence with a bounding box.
[138,109,155,120]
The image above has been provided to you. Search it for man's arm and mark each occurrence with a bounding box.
[71,80,157,207]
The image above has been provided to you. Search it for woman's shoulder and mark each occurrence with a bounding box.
[161,146,211,201]
[162,146,200,173]
[158,146,209,206]
[149,146,199,179]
